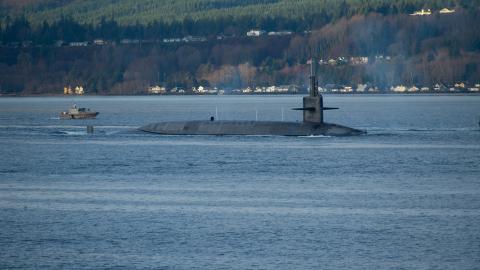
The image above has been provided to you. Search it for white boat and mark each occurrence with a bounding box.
[60,105,98,119]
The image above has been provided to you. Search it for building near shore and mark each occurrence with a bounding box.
[408,86,419,93]
[74,86,84,95]
[356,84,367,93]
[148,86,166,94]
[63,86,72,95]
[63,86,84,95]
[392,85,407,93]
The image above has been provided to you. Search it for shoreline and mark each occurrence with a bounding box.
[1,92,480,98]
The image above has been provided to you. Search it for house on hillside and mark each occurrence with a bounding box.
[391,85,407,93]
[267,31,292,36]
[468,86,479,92]
[408,86,419,93]
[63,85,84,95]
[246,30,266,37]
[64,86,72,95]
[148,86,166,94]
[163,38,182,43]
[340,86,353,93]
[170,87,185,94]
[324,84,342,93]
[420,87,430,92]
[74,86,84,95]
[93,39,106,45]
[328,59,337,65]
[182,36,207,42]
[120,39,140,44]
[410,9,432,16]
[254,87,264,93]
[193,86,218,94]
[242,87,252,93]
[433,83,447,92]
[439,8,455,14]
[69,41,88,47]
[356,84,367,93]
[350,57,368,65]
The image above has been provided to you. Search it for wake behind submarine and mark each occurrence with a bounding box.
[140,60,365,136]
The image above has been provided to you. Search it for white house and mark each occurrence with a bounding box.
[246,30,266,37]
[392,85,407,93]
[439,8,455,14]
[410,9,432,16]
[148,86,166,94]
[182,36,207,42]
[69,41,88,47]
[242,87,252,93]
[350,57,369,65]
[408,86,419,92]
[93,39,105,45]
[74,86,84,95]
[267,31,292,36]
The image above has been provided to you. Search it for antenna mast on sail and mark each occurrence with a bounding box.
[310,59,318,97]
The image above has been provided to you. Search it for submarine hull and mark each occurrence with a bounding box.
[139,120,364,136]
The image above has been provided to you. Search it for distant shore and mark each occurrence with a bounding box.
[1,92,479,98]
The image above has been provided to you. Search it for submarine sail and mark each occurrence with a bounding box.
[293,59,339,123]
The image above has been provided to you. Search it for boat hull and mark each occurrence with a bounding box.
[139,120,365,136]
[59,112,99,119]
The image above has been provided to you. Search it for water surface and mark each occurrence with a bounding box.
[1,95,479,269]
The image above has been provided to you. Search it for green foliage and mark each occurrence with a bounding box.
[3,0,479,26]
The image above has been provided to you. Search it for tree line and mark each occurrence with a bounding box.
[2,0,478,27]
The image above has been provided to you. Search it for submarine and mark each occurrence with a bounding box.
[140,60,365,136]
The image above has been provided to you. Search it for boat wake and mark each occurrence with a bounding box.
[53,130,88,136]
[299,135,332,138]
[362,127,479,135]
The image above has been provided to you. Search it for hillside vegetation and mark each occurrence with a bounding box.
[2,0,479,26]
[0,0,479,95]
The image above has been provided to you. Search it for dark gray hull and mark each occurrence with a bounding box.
[59,112,99,119]
[139,120,365,136]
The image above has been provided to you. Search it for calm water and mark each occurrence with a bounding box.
[1,95,479,269]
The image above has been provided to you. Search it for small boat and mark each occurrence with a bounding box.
[60,105,99,119]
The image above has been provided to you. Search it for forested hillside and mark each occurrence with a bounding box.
[2,0,478,26]
[0,0,479,95]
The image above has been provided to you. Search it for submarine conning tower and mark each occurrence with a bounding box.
[300,58,338,123]
[303,58,323,123]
